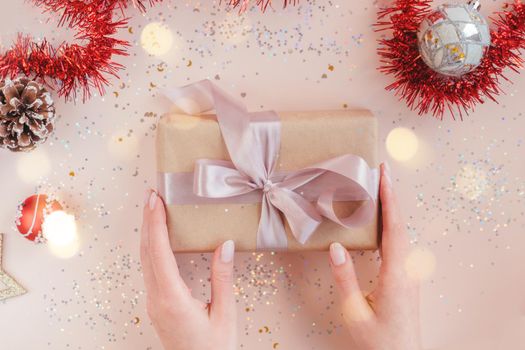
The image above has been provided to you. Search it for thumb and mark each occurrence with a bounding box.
[329,242,375,324]
[210,240,236,323]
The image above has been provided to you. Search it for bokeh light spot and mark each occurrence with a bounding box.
[107,131,139,161]
[16,149,52,183]
[42,211,79,259]
[404,247,436,281]
[141,22,173,56]
[386,127,419,161]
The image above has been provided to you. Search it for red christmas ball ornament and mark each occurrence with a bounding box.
[15,194,62,242]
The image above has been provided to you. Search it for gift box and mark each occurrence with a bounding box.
[157,81,379,252]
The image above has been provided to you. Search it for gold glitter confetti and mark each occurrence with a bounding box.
[128,27,134,34]
[258,326,270,333]
[69,171,75,177]
[132,316,140,325]
[157,62,166,72]
[273,343,279,349]
[321,73,327,79]
[113,91,119,98]
[328,64,334,71]
[150,82,157,88]
[187,60,193,67]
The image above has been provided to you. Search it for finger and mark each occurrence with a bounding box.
[329,242,374,324]
[210,240,236,323]
[379,162,399,233]
[146,190,189,299]
[379,163,410,271]
[140,189,158,295]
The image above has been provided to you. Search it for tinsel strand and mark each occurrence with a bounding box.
[0,0,297,100]
[0,0,140,100]
[376,0,525,119]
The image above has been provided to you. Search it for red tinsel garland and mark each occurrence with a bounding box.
[0,0,294,101]
[376,0,525,119]
[0,0,156,100]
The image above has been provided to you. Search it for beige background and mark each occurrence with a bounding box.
[1,0,524,349]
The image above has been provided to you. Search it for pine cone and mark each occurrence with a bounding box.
[0,77,56,152]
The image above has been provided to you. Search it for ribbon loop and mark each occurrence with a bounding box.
[164,80,379,250]
[193,160,255,198]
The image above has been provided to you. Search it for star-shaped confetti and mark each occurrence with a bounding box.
[0,234,26,302]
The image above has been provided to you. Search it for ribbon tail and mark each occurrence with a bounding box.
[257,195,288,250]
[162,80,216,115]
[268,187,322,245]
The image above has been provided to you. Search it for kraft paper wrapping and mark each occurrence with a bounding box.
[157,110,379,252]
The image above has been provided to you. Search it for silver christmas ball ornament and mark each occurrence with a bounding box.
[417,1,491,77]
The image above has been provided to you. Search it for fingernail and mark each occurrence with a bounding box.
[330,242,347,266]
[149,191,157,210]
[220,240,235,263]
[144,189,151,205]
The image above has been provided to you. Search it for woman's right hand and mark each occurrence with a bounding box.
[329,163,421,350]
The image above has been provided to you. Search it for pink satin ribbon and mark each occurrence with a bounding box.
[161,80,379,250]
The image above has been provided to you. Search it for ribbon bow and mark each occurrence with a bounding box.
[163,80,379,250]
